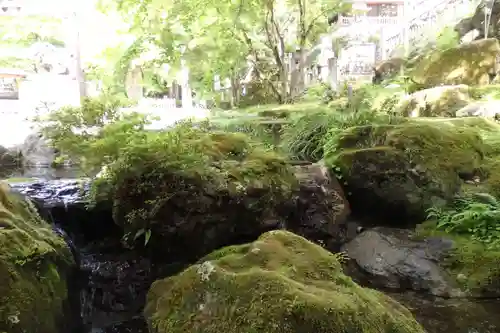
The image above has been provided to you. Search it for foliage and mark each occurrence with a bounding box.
[435,26,460,51]
[427,193,500,248]
[145,230,425,333]
[0,15,64,47]
[33,94,149,173]
[295,83,336,104]
[416,218,500,294]
[281,109,336,161]
[0,57,33,70]
[104,0,350,102]
[282,105,399,162]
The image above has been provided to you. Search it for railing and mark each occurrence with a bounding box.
[339,16,401,26]
[383,0,480,58]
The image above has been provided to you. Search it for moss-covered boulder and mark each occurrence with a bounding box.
[412,39,500,87]
[396,85,471,117]
[0,184,76,333]
[96,125,301,263]
[144,230,425,333]
[326,120,485,225]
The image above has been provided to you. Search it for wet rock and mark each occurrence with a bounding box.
[342,227,462,297]
[285,162,352,251]
[78,242,154,333]
[9,179,120,245]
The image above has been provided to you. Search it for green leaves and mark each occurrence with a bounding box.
[427,195,500,248]
[34,94,148,172]
[104,0,347,101]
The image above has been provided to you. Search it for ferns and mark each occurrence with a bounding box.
[427,194,500,248]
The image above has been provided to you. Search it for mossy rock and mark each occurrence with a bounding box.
[0,184,76,333]
[326,120,485,225]
[144,230,425,333]
[412,39,500,86]
[97,125,298,263]
[396,85,471,117]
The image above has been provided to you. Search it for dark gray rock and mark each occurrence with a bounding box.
[342,227,463,297]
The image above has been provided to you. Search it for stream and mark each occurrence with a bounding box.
[6,170,500,333]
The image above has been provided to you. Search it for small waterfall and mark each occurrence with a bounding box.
[11,178,151,333]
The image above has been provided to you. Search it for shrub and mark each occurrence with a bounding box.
[34,94,150,173]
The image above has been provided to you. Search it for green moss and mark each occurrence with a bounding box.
[145,230,425,333]
[416,221,500,295]
[412,39,500,86]
[331,121,484,186]
[0,185,74,333]
[469,84,500,100]
[325,121,485,223]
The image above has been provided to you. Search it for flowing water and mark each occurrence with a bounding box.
[6,170,500,333]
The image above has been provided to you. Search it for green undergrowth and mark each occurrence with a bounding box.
[0,185,74,333]
[145,230,425,333]
[416,219,500,295]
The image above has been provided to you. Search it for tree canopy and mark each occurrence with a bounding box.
[99,0,350,104]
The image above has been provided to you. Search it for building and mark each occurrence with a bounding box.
[0,68,27,99]
[334,0,407,81]
[332,0,478,81]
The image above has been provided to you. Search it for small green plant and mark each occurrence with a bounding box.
[426,193,500,248]
[34,94,148,173]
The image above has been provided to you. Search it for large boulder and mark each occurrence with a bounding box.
[144,230,426,333]
[396,85,471,117]
[412,39,500,87]
[95,127,349,264]
[326,120,485,225]
[0,183,78,333]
